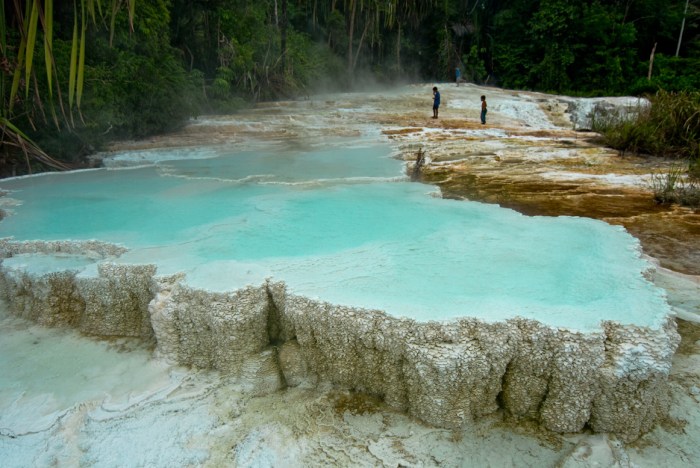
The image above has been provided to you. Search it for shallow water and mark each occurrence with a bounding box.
[0,85,696,467]
[0,139,669,330]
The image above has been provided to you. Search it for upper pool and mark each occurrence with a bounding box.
[0,141,670,331]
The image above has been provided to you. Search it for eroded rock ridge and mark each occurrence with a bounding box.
[0,239,679,441]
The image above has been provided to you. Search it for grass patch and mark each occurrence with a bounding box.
[593,90,700,207]
[593,90,700,161]
[648,164,700,207]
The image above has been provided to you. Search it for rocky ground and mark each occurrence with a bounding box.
[71,83,700,466]
[108,84,699,275]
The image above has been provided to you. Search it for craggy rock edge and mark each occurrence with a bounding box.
[0,239,680,441]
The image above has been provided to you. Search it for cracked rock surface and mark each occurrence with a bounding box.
[0,237,680,441]
[0,85,695,452]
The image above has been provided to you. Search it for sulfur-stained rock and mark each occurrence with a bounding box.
[238,349,286,395]
[539,332,605,433]
[0,268,84,327]
[501,320,558,421]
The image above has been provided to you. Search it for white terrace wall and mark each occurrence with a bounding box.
[0,240,679,441]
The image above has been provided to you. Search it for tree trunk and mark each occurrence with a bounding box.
[280,0,288,71]
[352,16,370,72]
[396,22,402,75]
[347,0,356,77]
[676,0,690,57]
[648,42,657,80]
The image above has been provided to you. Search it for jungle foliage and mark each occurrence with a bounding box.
[1,0,699,175]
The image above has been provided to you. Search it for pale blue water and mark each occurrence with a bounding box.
[0,141,670,330]
[162,145,403,182]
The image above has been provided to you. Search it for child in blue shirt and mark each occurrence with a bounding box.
[432,87,440,119]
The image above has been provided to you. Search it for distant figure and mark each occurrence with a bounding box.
[455,67,461,86]
[432,87,440,119]
[480,95,487,124]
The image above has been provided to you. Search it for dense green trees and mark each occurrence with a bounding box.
[488,0,699,94]
[1,0,698,174]
[1,0,191,175]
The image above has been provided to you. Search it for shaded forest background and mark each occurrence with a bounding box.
[1,0,699,174]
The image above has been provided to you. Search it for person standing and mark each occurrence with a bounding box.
[480,95,487,124]
[455,67,461,86]
[433,87,441,119]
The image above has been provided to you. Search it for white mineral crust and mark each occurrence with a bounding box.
[0,239,680,441]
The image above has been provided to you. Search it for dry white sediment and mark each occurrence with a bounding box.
[0,239,679,441]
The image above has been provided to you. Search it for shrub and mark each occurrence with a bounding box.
[595,91,700,207]
[648,165,700,207]
[594,90,700,161]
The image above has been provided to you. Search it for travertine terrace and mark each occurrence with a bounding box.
[0,85,690,443]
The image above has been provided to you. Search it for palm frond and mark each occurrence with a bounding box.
[68,1,78,110]
[43,0,53,98]
[1,117,73,172]
[128,0,135,31]
[77,1,86,108]
[24,0,39,99]
[1,1,7,116]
